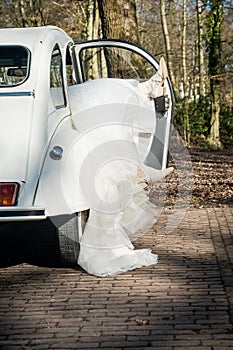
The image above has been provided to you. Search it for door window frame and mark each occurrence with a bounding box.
[50,43,66,109]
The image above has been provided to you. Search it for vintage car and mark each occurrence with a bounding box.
[0,26,173,266]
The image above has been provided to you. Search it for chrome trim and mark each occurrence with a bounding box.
[0,91,35,98]
[0,216,46,222]
[0,206,44,212]
[0,206,46,222]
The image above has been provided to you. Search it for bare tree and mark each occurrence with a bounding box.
[84,0,103,79]
[160,0,179,100]
[207,0,223,149]
[182,0,190,144]
[95,0,140,78]
[0,0,45,27]
[97,0,139,43]
[48,0,88,42]
[196,0,205,97]
[1,0,232,147]
[87,0,99,40]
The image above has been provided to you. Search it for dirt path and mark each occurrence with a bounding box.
[150,148,233,209]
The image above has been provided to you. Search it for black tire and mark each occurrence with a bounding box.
[54,211,88,267]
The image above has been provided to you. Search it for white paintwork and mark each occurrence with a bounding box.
[0,26,173,222]
[0,26,77,219]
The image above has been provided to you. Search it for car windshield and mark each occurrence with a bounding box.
[0,46,30,87]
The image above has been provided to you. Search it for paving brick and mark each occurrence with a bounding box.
[0,208,233,349]
[100,340,149,348]
[174,347,212,350]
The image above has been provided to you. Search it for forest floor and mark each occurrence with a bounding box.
[149,148,233,209]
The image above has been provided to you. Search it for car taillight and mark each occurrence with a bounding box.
[0,183,19,206]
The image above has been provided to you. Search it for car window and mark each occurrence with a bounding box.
[50,44,66,108]
[0,46,30,87]
[80,46,155,82]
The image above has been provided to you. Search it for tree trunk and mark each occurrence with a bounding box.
[209,86,221,148]
[182,0,190,145]
[160,0,179,100]
[16,0,45,27]
[86,0,101,79]
[97,0,139,43]
[97,0,140,77]
[87,0,100,40]
[196,0,205,97]
[207,0,223,149]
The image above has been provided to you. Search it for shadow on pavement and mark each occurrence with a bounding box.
[0,220,62,268]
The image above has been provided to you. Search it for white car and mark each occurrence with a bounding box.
[0,26,173,266]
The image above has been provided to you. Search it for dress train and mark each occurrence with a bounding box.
[67,58,172,276]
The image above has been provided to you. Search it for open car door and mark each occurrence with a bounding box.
[71,40,174,170]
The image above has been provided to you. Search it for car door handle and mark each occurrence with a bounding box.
[50,146,63,160]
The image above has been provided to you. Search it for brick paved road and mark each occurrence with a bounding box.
[0,207,232,349]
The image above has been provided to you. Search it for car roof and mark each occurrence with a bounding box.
[0,26,71,47]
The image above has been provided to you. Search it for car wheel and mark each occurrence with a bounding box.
[54,211,89,267]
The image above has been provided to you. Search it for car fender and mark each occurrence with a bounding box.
[35,121,89,217]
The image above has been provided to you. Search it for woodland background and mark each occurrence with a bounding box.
[0,0,232,149]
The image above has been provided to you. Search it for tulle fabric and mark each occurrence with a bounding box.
[78,157,162,277]
[67,78,171,276]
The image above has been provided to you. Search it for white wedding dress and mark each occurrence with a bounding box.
[67,61,172,277]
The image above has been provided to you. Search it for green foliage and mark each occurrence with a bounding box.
[207,0,224,77]
[189,98,211,138]
[174,97,211,147]
[220,105,233,148]
[174,97,233,148]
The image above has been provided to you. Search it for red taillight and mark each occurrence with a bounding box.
[0,183,19,206]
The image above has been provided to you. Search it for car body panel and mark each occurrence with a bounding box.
[0,26,174,222]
